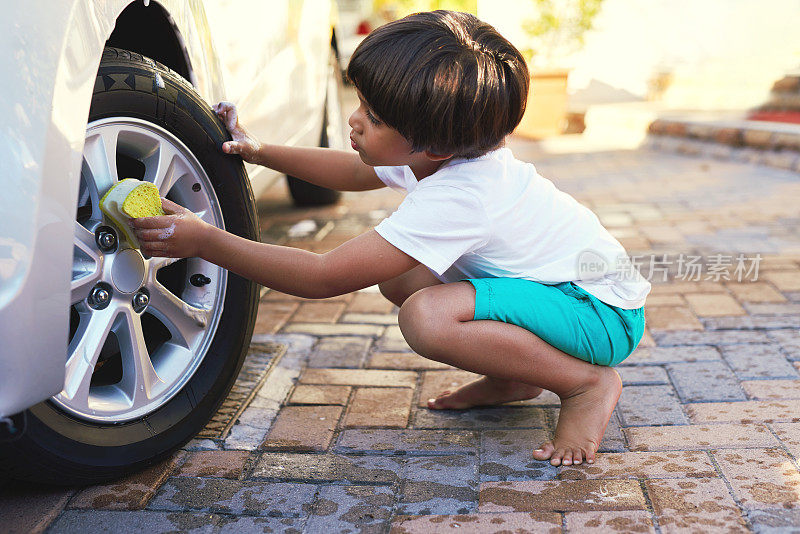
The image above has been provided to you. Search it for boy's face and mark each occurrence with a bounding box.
[348,91,419,167]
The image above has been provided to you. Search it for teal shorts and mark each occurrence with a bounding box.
[464,278,645,367]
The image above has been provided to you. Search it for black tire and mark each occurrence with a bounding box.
[286,49,344,207]
[0,47,260,485]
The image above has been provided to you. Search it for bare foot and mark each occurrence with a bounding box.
[427,376,543,410]
[532,367,622,467]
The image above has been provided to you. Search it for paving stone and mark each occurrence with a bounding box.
[307,336,372,368]
[479,479,646,512]
[564,510,656,533]
[397,455,478,515]
[290,301,345,323]
[743,379,800,400]
[639,328,656,348]
[625,423,778,451]
[252,452,403,484]
[557,450,715,481]
[173,451,250,478]
[763,270,800,291]
[703,314,800,330]
[0,481,74,534]
[772,422,800,459]
[288,384,351,405]
[375,325,413,351]
[745,302,800,315]
[721,343,798,379]
[653,330,771,346]
[147,478,316,516]
[368,352,451,370]
[684,293,747,316]
[644,294,686,306]
[749,509,800,533]
[417,370,481,407]
[413,406,547,429]
[725,281,787,303]
[336,429,478,455]
[68,452,186,510]
[48,510,220,534]
[767,329,800,360]
[617,366,669,385]
[344,387,413,427]
[346,291,395,314]
[644,306,703,331]
[299,368,417,387]
[645,478,748,532]
[216,515,306,534]
[666,361,746,402]
[341,313,399,325]
[479,429,559,482]
[617,385,689,426]
[623,345,722,365]
[260,405,342,451]
[282,322,384,336]
[390,512,562,533]
[305,485,395,533]
[688,400,800,423]
[254,301,298,335]
[649,281,726,295]
[713,448,800,510]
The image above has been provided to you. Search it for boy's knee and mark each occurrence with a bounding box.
[398,289,439,352]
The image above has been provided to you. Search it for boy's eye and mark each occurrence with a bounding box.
[366,109,381,126]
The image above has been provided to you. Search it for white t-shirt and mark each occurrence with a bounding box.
[373,147,651,310]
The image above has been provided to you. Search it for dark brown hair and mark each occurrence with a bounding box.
[347,10,529,159]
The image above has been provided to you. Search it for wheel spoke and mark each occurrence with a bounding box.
[60,307,116,409]
[147,141,188,196]
[82,127,119,203]
[117,306,162,408]
[147,281,210,347]
[148,255,180,272]
[72,222,103,304]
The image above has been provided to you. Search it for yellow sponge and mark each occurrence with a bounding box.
[100,179,165,248]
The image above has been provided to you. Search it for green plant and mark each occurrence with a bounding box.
[521,0,603,67]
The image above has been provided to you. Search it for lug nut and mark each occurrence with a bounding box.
[87,285,112,310]
[190,274,211,287]
[132,289,150,313]
[95,226,118,253]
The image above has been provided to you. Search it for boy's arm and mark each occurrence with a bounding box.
[214,101,384,192]
[201,226,419,298]
[252,145,385,192]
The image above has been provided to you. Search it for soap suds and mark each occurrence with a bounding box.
[157,224,175,240]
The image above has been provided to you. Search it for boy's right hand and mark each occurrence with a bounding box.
[213,101,263,165]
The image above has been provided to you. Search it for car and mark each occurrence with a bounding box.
[0,0,346,484]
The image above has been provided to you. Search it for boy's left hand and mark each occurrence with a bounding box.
[130,198,211,258]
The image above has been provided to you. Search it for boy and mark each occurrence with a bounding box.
[131,10,650,466]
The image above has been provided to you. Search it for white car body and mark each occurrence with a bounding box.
[0,0,335,417]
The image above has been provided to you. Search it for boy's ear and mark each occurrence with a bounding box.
[423,150,454,161]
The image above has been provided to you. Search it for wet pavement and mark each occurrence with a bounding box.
[3,133,800,533]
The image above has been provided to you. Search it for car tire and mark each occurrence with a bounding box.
[0,47,260,485]
[286,48,344,206]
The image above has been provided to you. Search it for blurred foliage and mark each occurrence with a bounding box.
[372,0,477,18]
[521,0,603,66]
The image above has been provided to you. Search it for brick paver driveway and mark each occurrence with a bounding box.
[4,135,800,533]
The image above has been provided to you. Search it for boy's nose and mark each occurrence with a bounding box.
[348,111,362,133]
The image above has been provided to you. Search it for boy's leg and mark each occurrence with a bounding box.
[380,267,543,404]
[398,281,622,467]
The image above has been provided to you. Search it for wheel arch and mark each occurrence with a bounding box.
[105,1,196,87]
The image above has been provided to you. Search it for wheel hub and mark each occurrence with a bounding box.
[111,248,146,293]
